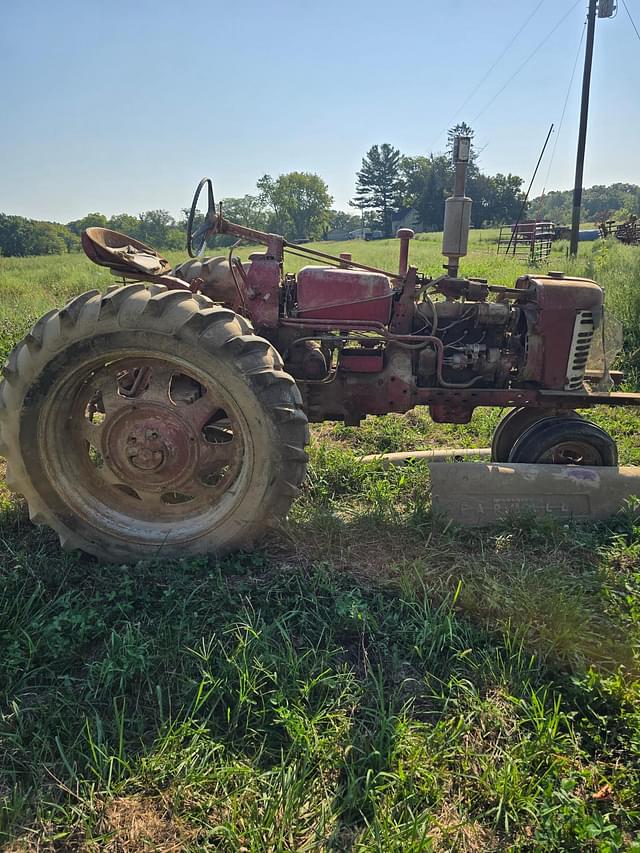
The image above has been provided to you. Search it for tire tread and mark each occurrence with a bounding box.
[0,284,308,560]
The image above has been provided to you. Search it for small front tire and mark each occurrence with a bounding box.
[491,407,583,463]
[507,417,617,466]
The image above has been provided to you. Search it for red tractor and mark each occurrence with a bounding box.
[1,138,638,561]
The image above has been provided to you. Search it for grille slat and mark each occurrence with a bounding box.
[565,310,595,390]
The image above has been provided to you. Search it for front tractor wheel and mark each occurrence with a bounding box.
[491,407,583,463]
[507,417,618,466]
[0,285,308,562]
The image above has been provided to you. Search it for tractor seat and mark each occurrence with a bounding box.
[82,227,172,277]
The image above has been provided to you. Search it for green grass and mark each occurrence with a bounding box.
[1,237,640,850]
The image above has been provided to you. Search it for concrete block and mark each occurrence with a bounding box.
[429,463,640,526]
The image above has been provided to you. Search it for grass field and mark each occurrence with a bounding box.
[1,235,640,851]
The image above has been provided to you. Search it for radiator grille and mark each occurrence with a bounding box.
[565,311,595,390]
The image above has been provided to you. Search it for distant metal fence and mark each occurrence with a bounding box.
[497,220,554,262]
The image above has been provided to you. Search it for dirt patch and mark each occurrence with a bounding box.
[429,802,501,852]
[4,795,198,852]
[96,795,194,852]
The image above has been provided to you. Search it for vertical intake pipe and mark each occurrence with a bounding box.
[397,228,414,277]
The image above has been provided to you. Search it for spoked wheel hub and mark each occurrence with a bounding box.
[105,403,197,478]
[68,356,246,524]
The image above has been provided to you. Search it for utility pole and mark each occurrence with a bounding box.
[570,0,598,256]
[570,0,616,256]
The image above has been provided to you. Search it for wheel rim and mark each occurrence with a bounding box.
[537,440,603,465]
[39,352,253,548]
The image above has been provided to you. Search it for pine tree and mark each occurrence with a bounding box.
[351,144,403,238]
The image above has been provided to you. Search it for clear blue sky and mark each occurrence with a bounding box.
[2,0,638,223]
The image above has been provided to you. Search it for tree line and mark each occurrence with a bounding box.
[0,210,188,258]
[528,183,640,225]
[356,125,527,237]
[3,123,638,256]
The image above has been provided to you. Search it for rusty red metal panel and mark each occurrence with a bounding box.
[429,402,474,424]
[299,366,640,424]
[388,267,418,335]
[296,266,393,324]
[517,275,604,390]
[244,255,281,328]
[339,351,384,373]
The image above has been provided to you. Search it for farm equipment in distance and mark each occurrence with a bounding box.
[599,217,640,246]
[1,137,639,561]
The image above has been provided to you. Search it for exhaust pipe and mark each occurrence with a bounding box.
[442,136,473,278]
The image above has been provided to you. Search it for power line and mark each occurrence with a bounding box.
[541,19,587,194]
[429,0,546,149]
[621,0,640,43]
[507,123,554,254]
[471,0,582,125]
[427,0,546,152]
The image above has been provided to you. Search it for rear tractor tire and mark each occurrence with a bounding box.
[0,284,309,562]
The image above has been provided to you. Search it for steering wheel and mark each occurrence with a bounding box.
[187,177,216,258]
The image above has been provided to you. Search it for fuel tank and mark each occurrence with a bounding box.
[296,265,393,324]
